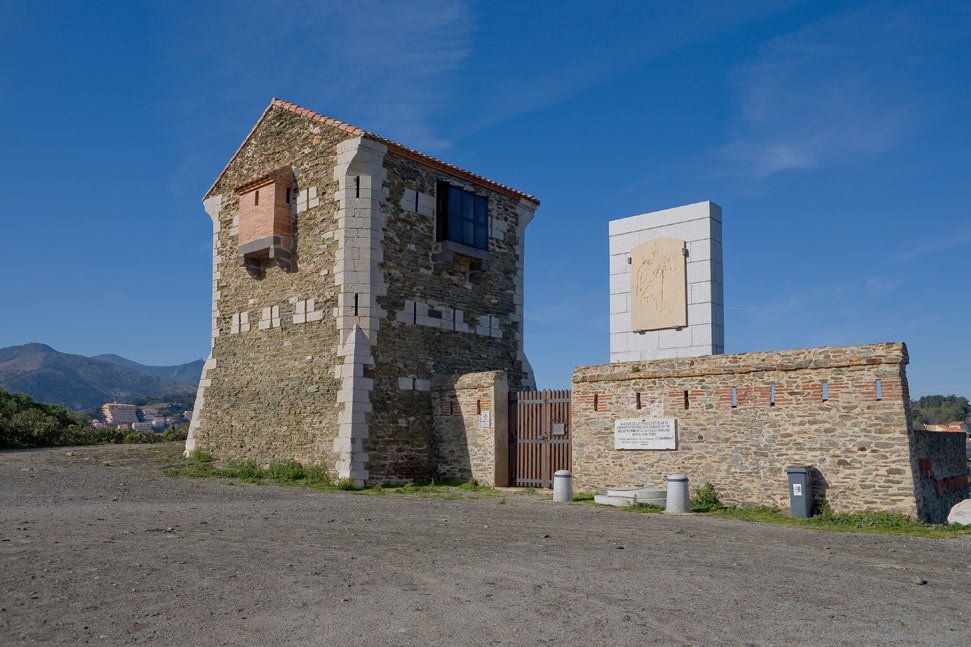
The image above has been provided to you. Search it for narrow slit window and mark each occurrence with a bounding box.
[284,187,290,204]
[415,190,419,213]
[683,390,689,410]
[770,383,776,406]
[731,387,737,409]
[355,176,360,198]
[635,392,642,410]
[449,400,454,416]
[593,394,599,412]
[476,399,481,415]
[821,382,829,402]
[254,189,259,206]
[353,293,359,317]
[875,379,882,401]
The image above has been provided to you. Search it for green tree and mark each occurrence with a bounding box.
[910,395,970,427]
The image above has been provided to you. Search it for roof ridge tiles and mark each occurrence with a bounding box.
[270,98,537,203]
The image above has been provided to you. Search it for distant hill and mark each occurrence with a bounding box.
[92,354,204,386]
[0,343,199,410]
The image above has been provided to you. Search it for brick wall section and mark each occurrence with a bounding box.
[431,371,509,486]
[910,430,970,523]
[571,343,935,517]
[189,107,348,470]
[238,180,292,246]
[362,152,535,482]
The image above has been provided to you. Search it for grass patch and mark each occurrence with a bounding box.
[572,482,968,538]
[624,503,665,513]
[706,505,971,539]
[164,455,494,497]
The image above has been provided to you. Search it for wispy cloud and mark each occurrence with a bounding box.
[716,3,955,179]
[864,276,898,295]
[890,228,971,261]
[162,0,473,200]
[296,0,474,150]
[448,1,803,138]
[169,0,473,152]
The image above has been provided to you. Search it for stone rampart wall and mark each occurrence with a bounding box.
[431,371,508,486]
[572,343,924,515]
[910,430,970,523]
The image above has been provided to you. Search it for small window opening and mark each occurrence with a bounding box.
[821,382,829,402]
[731,387,737,409]
[635,392,642,410]
[770,383,776,406]
[875,379,882,401]
[683,390,690,410]
[415,190,419,213]
[284,187,290,204]
[449,400,454,416]
[254,189,259,206]
[435,180,489,250]
[476,399,481,415]
[353,293,359,317]
[593,394,599,412]
[355,176,360,199]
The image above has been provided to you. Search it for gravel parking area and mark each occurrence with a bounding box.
[2,443,970,646]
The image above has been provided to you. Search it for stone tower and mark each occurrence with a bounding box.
[185,99,538,485]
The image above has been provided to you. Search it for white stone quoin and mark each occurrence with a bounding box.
[608,201,724,362]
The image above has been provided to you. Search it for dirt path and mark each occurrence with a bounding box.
[2,444,970,646]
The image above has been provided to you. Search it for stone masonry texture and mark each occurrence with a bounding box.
[365,153,533,483]
[187,101,536,484]
[571,342,968,520]
[910,429,970,523]
[431,371,509,486]
[189,107,345,469]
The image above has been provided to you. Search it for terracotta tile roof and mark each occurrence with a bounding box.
[270,98,538,203]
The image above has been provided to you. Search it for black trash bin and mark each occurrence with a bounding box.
[785,465,813,518]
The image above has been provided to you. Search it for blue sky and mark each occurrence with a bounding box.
[1,1,968,397]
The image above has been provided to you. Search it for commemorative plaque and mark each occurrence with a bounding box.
[614,418,677,450]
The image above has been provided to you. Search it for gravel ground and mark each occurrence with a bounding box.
[1,443,970,646]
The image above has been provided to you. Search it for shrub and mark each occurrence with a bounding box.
[267,461,306,482]
[335,477,358,490]
[690,482,724,512]
[161,424,188,442]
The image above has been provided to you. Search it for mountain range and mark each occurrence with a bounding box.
[0,343,203,410]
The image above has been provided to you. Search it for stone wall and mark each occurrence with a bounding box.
[431,371,509,486]
[572,343,932,516]
[910,430,970,523]
[186,106,349,470]
[362,151,535,483]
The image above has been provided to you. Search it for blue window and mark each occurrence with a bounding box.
[437,182,488,250]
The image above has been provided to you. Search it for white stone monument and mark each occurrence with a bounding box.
[609,201,724,362]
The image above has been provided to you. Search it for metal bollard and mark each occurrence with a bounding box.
[665,474,690,513]
[553,470,574,503]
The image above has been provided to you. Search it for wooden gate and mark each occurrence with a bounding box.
[509,390,571,488]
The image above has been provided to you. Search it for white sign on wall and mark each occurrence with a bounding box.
[614,418,677,450]
[480,410,491,429]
